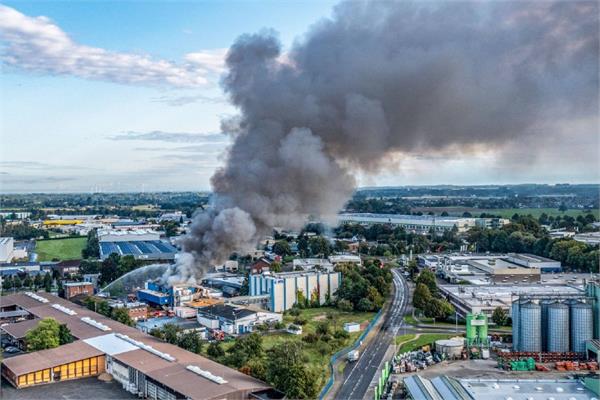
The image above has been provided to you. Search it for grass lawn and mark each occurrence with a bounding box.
[35,237,86,261]
[201,306,377,391]
[412,206,599,219]
[396,333,458,353]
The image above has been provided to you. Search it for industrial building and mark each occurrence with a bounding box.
[292,258,334,271]
[337,213,508,234]
[0,292,272,399]
[0,237,28,263]
[439,284,586,319]
[137,282,196,308]
[63,281,95,299]
[196,304,282,334]
[249,270,341,312]
[437,253,561,284]
[403,376,599,400]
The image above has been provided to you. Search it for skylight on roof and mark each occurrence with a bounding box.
[24,292,49,303]
[186,365,228,384]
[52,303,77,315]
[81,316,111,331]
[115,333,175,362]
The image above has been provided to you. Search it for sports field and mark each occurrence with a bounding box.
[35,237,86,261]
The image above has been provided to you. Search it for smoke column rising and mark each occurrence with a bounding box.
[165,0,599,284]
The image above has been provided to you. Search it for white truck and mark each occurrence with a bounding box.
[347,350,360,362]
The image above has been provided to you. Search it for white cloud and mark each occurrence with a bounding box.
[0,5,225,87]
[109,130,228,143]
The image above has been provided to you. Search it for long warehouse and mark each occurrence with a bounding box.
[0,292,274,400]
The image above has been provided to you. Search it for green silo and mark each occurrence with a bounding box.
[466,313,477,345]
[477,313,488,344]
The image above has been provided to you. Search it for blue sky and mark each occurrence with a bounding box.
[1,1,598,192]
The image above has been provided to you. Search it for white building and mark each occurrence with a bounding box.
[573,232,600,245]
[328,254,362,266]
[249,270,341,312]
[292,258,334,271]
[337,213,508,234]
[196,304,282,335]
[0,237,27,263]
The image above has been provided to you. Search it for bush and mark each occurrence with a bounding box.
[289,307,301,316]
[293,317,307,325]
[337,299,354,312]
[274,321,285,330]
[302,333,319,343]
[334,329,350,339]
[315,321,330,336]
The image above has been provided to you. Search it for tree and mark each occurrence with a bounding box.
[33,273,43,289]
[207,341,225,359]
[2,276,13,291]
[13,275,22,290]
[96,300,111,316]
[111,307,134,326]
[270,261,282,273]
[309,236,331,257]
[415,269,437,295]
[227,332,264,368]
[413,283,432,311]
[272,241,291,256]
[162,324,181,344]
[43,272,52,292]
[23,275,33,289]
[26,318,61,351]
[82,229,100,259]
[558,203,568,212]
[58,324,73,345]
[424,298,454,320]
[491,306,508,326]
[266,342,319,399]
[177,331,204,354]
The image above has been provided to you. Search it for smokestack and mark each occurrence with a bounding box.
[165,0,598,284]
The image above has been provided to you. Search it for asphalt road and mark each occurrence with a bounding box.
[335,269,409,400]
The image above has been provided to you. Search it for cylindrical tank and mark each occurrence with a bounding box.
[547,303,570,352]
[540,299,554,351]
[570,302,593,352]
[519,302,542,352]
[466,314,477,344]
[435,339,464,358]
[476,313,488,342]
[512,300,520,350]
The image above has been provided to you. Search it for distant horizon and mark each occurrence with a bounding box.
[1,182,599,196]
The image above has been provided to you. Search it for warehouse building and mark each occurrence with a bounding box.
[99,239,177,261]
[403,376,598,399]
[337,213,508,234]
[249,270,341,312]
[0,292,272,399]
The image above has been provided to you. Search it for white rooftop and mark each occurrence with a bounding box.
[84,333,138,355]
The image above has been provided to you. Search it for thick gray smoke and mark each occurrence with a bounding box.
[165,0,598,284]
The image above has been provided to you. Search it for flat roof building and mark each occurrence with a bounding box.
[0,292,271,399]
[439,284,586,318]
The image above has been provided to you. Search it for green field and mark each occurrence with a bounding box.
[35,237,86,261]
[413,206,599,219]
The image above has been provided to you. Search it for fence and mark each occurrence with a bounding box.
[318,308,384,400]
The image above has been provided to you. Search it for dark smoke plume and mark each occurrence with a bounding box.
[166,0,599,284]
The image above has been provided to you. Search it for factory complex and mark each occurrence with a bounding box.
[338,213,509,233]
[0,292,274,399]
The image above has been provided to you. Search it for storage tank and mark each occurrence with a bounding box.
[547,303,570,352]
[435,338,464,358]
[511,300,520,350]
[540,299,554,351]
[570,302,593,352]
[519,302,542,352]
[476,313,488,342]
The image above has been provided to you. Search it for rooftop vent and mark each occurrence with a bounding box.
[52,303,77,315]
[186,365,228,384]
[24,292,49,303]
[115,333,175,362]
[81,316,111,331]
